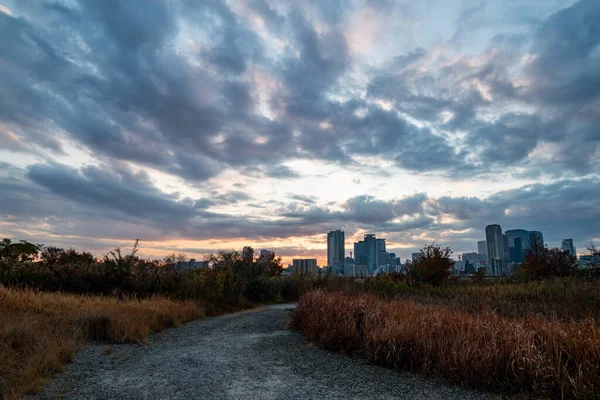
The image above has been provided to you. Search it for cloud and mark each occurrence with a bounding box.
[1,0,599,261]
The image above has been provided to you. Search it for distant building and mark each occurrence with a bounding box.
[505,229,529,263]
[344,256,354,276]
[462,252,486,264]
[354,241,367,265]
[376,238,386,268]
[580,253,600,269]
[175,259,209,270]
[529,231,544,248]
[327,230,345,275]
[561,239,576,256]
[242,246,254,262]
[387,253,400,267]
[282,264,293,276]
[411,252,422,262]
[353,264,368,277]
[453,260,467,276]
[486,224,508,276]
[259,249,273,260]
[477,240,487,257]
[292,259,318,275]
[364,234,377,274]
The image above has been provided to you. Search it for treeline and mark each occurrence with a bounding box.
[0,239,310,310]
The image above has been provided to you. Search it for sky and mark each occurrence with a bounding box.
[0,0,599,265]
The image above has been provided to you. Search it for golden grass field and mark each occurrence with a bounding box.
[0,287,204,399]
[291,290,600,399]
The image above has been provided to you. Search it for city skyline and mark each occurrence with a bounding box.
[1,0,599,265]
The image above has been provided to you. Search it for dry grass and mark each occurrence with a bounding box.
[291,291,600,399]
[0,286,204,399]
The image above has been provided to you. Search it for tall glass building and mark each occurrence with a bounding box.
[485,224,509,276]
[505,229,529,263]
[327,230,345,274]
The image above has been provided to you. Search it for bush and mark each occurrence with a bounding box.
[519,241,579,281]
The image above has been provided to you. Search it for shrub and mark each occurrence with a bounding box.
[519,241,579,281]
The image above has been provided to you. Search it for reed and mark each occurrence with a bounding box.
[0,286,204,399]
[291,291,600,399]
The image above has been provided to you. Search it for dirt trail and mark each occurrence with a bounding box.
[36,304,491,399]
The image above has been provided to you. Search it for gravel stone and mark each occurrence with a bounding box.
[35,304,494,399]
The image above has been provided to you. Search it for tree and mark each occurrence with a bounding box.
[0,238,41,262]
[519,243,578,280]
[254,251,284,277]
[102,239,140,279]
[410,243,454,286]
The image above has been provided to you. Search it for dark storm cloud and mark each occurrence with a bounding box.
[526,0,600,106]
[0,0,288,180]
[1,0,598,181]
[281,193,428,227]
[26,162,200,223]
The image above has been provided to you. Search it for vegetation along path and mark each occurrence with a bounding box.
[36,304,490,400]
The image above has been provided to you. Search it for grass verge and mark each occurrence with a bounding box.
[291,291,600,399]
[0,286,204,399]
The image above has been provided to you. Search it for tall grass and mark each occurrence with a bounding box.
[291,291,600,399]
[0,287,203,399]
[357,276,600,321]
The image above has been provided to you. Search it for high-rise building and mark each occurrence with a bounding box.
[354,241,367,265]
[327,230,345,275]
[376,238,387,267]
[529,231,544,248]
[292,259,318,274]
[259,249,273,260]
[242,246,254,262]
[505,229,529,263]
[503,234,510,264]
[364,234,377,274]
[477,240,487,257]
[485,224,508,276]
[411,252,422,262]
[561,239,576,256]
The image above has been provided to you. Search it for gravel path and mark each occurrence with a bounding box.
[36,304,493,399]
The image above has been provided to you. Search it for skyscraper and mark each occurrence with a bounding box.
[354,241,367,265]
[529,231,544,248]
[364,234,377,275]
[259,249,273,260]
[477,240,487,257]
[242,246,254,262]
[376,238,386,268]
[327,230,345,275]
[485,224,508,276]
[505,229,529,263]
[562,239,576,256]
